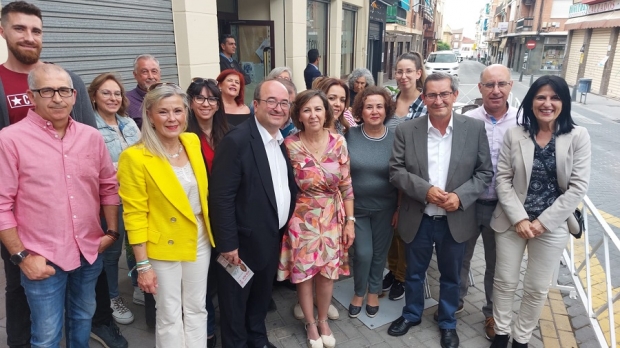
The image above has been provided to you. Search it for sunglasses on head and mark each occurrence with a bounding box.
[191,77,218,87]
[147,82,181,92]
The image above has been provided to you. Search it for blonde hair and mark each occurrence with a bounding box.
[137,84,189,159]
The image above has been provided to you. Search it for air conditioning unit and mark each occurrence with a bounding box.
[542,22,548,28]
[552,22,559,27]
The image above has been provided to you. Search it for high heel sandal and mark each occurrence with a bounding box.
[317,319,336,348]
[304,321,323,348]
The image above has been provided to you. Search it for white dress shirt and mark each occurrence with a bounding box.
[255,118,291,229]
[425,115,454,216]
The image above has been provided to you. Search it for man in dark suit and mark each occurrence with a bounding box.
[209,79,297,348]
[387,72,493,348]
[303,48,321,89]
[219,34,251,85]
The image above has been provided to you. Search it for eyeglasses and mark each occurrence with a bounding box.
[424,92,453,101]
[481,81,511,89]
[395,69,418,77]
[193,95,219,106]
[31,87,75,98]
[98,90,122,99]
[257,98,290,110]
[147,82,181,92]
[191,77,218,86]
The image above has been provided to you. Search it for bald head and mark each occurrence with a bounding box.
[477,64,513,118]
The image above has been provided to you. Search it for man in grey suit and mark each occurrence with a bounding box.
[387,72,493,348]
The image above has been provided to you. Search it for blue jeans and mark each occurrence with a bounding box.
[101,204,135,297]
[21,254,103,348]
[402,216,465,329]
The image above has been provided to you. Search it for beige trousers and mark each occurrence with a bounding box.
[492,223,569,343]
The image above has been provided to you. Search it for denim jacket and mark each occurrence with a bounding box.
[95,111,141,163]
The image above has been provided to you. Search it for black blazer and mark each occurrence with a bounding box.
[304,63,321,89]
[219,55,251,85]
[209,118,297,271]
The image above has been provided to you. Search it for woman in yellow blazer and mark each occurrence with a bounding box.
[117,83,214,348]
[489,75,591,348]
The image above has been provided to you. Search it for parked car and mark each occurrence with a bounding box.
[425,51,459,79]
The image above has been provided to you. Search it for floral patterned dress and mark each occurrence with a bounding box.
[277,132,354,284]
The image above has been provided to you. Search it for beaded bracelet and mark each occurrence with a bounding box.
[137,265,153,273]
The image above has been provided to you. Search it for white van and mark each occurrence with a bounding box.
[425,51,459,79]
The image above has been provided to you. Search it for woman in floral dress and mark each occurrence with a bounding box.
[278,89,355,348]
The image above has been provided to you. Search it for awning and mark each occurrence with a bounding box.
[565,11,620,30]
[499,38,508,49]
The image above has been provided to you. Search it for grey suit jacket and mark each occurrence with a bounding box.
[490,126,591,233]
[389,113,493,244]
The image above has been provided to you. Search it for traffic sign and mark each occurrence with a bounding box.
[526,40,536,50]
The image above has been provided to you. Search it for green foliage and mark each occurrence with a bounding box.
[436,41,451,51]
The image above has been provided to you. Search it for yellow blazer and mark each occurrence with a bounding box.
[118,132,214,261]
[491,126,591,233]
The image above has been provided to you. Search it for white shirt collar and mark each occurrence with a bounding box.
[255,117,284,145]
[427,113,454,134]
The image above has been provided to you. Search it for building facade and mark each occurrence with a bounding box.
[0,0,373,98]
[563,0,620,97]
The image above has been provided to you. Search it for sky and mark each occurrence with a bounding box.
[442,0,490,39]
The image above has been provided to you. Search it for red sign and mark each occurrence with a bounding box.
[526,40,536,50]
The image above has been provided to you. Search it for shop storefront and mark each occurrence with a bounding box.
[368,0,388,83]
[308,0,330,75]
[540,36,567,73]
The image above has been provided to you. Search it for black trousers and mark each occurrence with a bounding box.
[216,253,278,348]
[92,268,114,327]
[1,243,30,348]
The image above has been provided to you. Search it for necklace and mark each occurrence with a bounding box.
[301,131,326,156]
[166,143,184,159]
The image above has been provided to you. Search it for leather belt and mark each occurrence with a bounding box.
[423,214,447,221]
[476,199,498,206]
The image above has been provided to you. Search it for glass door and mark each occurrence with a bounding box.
[231,21,274,105]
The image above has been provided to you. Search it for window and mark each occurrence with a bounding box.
[341,8,356,77]
[307,1,329,74]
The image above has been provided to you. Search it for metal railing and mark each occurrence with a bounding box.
[551,196,619,347]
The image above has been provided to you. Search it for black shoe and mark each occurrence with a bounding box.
[207,335,217,348]
[440,329,459,348]
[388,280,405,300]
[382,271,395,291]
[90,321,129,348]
[387,316,421,336]
[433,304,464,321]
[144,292,156,329]
[512,340,528,348]
[257,342,277,348]
[365,304,379,318]
[268,298,277,312]
[348,303,362,318]
[490,334,510,348]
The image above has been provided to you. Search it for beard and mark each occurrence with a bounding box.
[8,40,42,65]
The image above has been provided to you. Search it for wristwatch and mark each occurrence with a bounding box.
[105,229,120,241]
[10,250,29,265]
[346,216,356,222]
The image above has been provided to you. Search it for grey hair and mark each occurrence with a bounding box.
[347,68,375,89]
[423,72,459,94]
[267,66,293,80]
[27,64,73,90]
[138,84,189,159]
[133,54,160,72]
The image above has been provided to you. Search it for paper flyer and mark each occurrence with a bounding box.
[216,254,254,288]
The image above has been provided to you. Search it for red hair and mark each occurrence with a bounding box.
[216,69,246,106]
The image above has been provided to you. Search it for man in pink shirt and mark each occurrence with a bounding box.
[0,64,119,347]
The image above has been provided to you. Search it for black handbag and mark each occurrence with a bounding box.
[536,144,584,239]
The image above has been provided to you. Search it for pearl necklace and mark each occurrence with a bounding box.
[166,143,184,159]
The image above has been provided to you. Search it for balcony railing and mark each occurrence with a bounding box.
[516,17,534,32]
[495,5,504,17]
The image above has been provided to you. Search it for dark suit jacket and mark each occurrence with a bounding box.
[304,63,321,89]
[219,55,251,85]
[209,118,296,271]
[389,113,493,244]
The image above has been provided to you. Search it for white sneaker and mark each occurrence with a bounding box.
[133,286,144,306]
[110,296,134,325]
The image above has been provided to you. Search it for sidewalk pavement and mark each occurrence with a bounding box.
[0,235,592,347]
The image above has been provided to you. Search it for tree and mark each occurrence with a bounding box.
[436,40,451,51]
